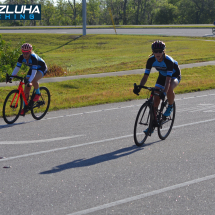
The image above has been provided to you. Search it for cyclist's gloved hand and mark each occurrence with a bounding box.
[8,77,12,83]
[160,91,166,100]
[133,84,141,95]
[24,78,31,87]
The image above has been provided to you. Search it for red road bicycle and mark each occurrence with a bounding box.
[3,74,50,124]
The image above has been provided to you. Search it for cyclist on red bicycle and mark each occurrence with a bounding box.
[134,40,181,130]
[11,43,47,116]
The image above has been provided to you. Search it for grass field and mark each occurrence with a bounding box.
[0,34,215,117]
[1,34,215,77]
[0,65,215,117]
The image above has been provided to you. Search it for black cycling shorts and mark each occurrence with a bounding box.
[155,73,181,89]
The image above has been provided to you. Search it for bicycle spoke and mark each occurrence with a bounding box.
[158,102,175,140]
[31,87,50,120]
[3,90,22,124]
[134,103,152,146]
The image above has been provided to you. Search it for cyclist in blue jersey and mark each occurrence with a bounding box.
[134,40,181,132]
[11,43,48,116]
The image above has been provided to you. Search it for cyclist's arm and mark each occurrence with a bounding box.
[28,69,37,83]
[140,74,149,86]
[28,56,38,83]
[11,66,20,77]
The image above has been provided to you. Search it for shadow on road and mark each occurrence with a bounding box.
[143,139,163,147]
[0,121,32,129]
[40,145,143,174]
[40,139,162,175]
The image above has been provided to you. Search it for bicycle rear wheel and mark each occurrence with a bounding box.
[3,90,23,124]
[134,102,153,146]
[31,87,50,120]
[157,101,175,140]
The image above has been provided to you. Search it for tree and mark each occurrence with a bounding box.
[68,0,77,25]
[87,0,101,25]
[178,0,215,24]
[153,1,178,24]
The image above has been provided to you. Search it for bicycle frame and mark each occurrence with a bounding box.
[133,84,175,145]
[7,75,29,109]
[140,85,165,127]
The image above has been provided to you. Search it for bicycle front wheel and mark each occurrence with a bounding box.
[3,90,23,124]
[134,102,153,146]
[157,101,175,140]
[31,87,50,120]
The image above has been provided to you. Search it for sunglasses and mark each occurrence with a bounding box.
[22,51,30,54]
[153,50,163,53]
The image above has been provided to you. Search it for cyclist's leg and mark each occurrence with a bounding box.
[31,71,43,91]
[24,69,33,104]
[163,75,181,117]
[154,73,166,109]
[153,74,166,126]
[167,74,181,104]
[31,71,44,101]
[166,78,178,104]
[20,70,32,115]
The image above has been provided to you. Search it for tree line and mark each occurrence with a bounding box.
[0,0,215,26]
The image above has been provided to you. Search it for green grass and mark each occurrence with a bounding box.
[1,65,215,117]
[1,34,215,77]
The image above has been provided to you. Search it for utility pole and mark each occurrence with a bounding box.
[82,0,86,35]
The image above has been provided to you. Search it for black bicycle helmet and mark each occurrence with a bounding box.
[151,40,165,50]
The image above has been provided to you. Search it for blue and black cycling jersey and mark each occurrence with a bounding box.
[17,53,47,72]
[145,54,181,78]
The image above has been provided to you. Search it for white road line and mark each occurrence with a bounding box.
[172,118,215,129]
[42,105,136,121]
[177,105,215,113]
[67,174,215,215]
[0,134,133,162]
[190,105,215,112]
[0,135,84,145]
[1,117,215,162]
[39,93,215,121]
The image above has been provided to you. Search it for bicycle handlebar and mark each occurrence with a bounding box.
[6,73,31,86]
[133,83,164,98]
[6,74,24,82]
[134,83,161,92]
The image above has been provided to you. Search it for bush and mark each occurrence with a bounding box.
[45,64,67,77]
[0,35,66,82]
[0,35,27,82]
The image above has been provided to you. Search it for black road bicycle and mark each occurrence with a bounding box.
[133,84,175,146]
[3,74,51,124]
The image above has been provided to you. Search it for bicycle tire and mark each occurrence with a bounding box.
[134,102,153,146]
[31,87,50,120]
[157,101,175,140]
[3,90,23,124]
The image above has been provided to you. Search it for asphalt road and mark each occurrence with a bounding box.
[1,89,215,215]
[0,28,214,37]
